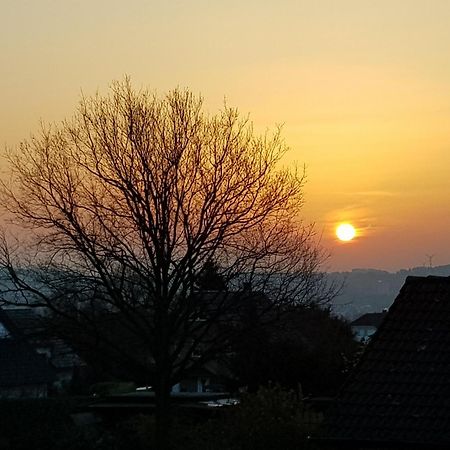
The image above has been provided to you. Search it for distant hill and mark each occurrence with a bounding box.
[328,264,450,319]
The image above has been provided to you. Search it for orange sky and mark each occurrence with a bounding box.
[2,0,450,271]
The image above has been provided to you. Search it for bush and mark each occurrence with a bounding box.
[227,385,306,450]
[170,385,309,450]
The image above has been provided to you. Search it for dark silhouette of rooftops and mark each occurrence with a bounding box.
[320,276,450,448]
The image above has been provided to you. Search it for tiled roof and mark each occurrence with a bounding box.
[321,276,450,448]
[0,339,54,387]
[351,311,387,327]
[0,307,82,370]
[6,308,45,336]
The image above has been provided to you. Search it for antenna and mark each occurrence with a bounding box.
[425,254,435,269]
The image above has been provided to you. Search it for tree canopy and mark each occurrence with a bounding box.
[0,79,334,448]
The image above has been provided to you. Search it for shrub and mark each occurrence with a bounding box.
[171,385,309,450]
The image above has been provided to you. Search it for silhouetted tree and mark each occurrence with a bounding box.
[234,306,359,396]
[196,260,227,291]
[0,79,334,449]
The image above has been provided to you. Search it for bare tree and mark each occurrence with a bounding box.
[0,79,333,448]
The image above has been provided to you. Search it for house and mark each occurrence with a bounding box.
[0,308,54,398]
[171,361,230,394]
[319,276,450,449]
[350,311,387,342]
[0,307,83,393]
[0,340,55,399]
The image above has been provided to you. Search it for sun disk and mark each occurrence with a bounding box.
[336,223,356,241]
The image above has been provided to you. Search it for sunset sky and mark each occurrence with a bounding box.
[2,0,450,272]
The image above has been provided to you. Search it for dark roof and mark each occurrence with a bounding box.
[0,339,54,387]
[0,307,82,370]
[321,276,450,448]
[6,308,45,336]
[0,307,47,341]
[350,311,387,327]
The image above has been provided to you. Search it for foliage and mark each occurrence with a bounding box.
[171,385,310,450]
[226,385,306,449]
[233,306,360,396]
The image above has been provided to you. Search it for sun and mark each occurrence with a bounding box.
[336,223,356,241]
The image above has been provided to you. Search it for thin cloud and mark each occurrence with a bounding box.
[350,190,397,197]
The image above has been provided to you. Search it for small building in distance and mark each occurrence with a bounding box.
[320,276,450,449]
[350,311,387,342]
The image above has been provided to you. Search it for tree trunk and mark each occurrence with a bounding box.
[154,373,171,450]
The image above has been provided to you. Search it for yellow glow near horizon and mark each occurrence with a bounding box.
[336,224,356,242]
[2,0,450,270]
